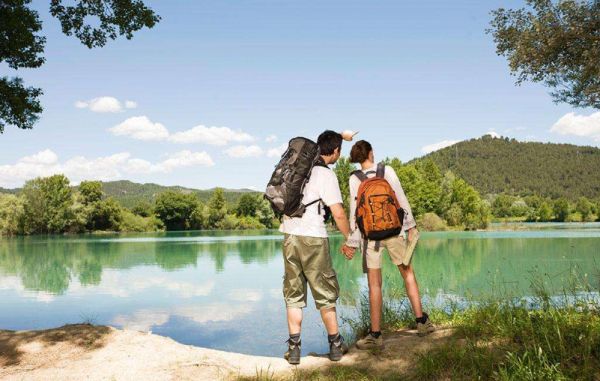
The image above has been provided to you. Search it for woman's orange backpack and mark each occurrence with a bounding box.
[353,163,405,241]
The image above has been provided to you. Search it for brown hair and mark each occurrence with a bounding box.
[350,140,372,163]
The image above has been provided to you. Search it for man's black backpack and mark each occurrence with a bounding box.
[265,137,326,218]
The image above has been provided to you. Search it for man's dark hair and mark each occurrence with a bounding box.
[350,140,372,163]
[317,130,343,155]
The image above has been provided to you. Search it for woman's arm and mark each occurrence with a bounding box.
[385,166,417,231]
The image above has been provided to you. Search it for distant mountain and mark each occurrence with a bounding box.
[1,180,259,208]
[96,181,258,208]
[411,135,600,200]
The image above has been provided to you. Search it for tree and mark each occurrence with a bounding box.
[553,198,570,222]
[575,196,593,221]
[1,0,160,132]
[489,0,600,108]
[131,201,153,217]
[78,181,103,205]
[85,198,122,231]
[20,174,75,233]
[0,193,24,235]
[537,201,554,222]
[492,194,514,218]
[333,156,355,213]
[207,188,227,228]
[154,191,199,231]
[236,194,260,217]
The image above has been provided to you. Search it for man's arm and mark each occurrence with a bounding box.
[329,203,350,238]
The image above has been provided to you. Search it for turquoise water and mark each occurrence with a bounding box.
[0,224,599,356]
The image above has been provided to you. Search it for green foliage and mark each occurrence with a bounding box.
[207,188,227,229]
[21,174,75,234]
[1,0,159,132]
[492,194,515,218]
[131,201,153,217]
[85,198,122,231]
[95,180,255,209]
[333,156,356,213]
[119,209,162,232]
[413,136,600,200]
[154,191,199,231]
[489,0,600,108]
[575,197,593,221]
[553,198,570,222]
[49,0,161,49]
[236,193,260,217]
[0,194,24,235]
[78,180,103,204]
[417,212,447,231]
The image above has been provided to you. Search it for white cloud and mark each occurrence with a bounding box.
[421,140,459,154]
[109,116,170,141]
[169,125,254,146]
[224,145,264,158]
[175,304,253,324]
[113,310,170,332]
[265,135,278,143]
[267,144,287,158]
[227,289,263,302]
[75,96,124,113]
[124,100,138,109]
[0,149,214,188]
[550,112,600,142]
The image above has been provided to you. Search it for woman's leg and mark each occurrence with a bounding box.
[397,263,423,318]
[367,268,383,331]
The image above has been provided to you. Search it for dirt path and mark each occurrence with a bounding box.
[0,324,454,380]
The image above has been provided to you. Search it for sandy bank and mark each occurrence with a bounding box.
[0,324,453,380]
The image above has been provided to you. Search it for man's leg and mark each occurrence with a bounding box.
[287,307,303,335]
[367,268,383,332]
[320,306,338,335]
[398,263,423,318]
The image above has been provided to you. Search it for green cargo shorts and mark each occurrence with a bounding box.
[282,234,339,310]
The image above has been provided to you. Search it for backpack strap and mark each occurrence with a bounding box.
[352,170,368,182]
[376,162,385,178]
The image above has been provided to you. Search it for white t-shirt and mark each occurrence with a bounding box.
[279,166,343,238]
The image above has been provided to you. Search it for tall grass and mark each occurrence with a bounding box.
[237,267,600,381]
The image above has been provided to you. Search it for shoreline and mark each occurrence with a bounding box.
[0,323,453,381]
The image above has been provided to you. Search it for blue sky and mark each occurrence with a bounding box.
[0,0,597,190]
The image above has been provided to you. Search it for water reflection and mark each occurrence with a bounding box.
[0,226,599,356]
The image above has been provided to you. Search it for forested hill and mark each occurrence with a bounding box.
[411,135,600,200]
[98,181,259,208]
[0,180,258,209]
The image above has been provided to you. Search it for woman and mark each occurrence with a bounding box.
[342,140,434,349]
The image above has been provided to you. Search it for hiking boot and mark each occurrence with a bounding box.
[356,332,384,350]
[417,313,435,337]
[284,338,301,365]
[329,335,348,361]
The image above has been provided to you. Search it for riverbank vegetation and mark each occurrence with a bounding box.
[0,175,277,236]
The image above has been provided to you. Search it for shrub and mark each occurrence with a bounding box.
[417,212,447,231]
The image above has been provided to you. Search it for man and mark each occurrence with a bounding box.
[342,140,434,349]
[279,130,352,364]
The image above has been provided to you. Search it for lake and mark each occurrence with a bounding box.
[1,224,599,357]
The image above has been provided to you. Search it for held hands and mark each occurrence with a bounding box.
[340,244,356,260]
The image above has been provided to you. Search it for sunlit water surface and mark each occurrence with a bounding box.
[1,223,599,356]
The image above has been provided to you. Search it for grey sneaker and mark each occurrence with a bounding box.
[417,314,435,337]
[284,339,301,365]
[329,335,348,361]
[356,332,384,350]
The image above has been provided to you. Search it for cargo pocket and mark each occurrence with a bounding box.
[321,270,340,302]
